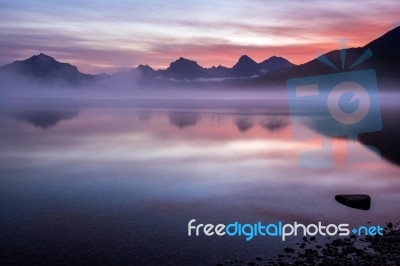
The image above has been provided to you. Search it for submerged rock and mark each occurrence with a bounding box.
[335,194,371,210]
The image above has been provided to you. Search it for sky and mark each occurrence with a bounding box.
[0,0,399,74]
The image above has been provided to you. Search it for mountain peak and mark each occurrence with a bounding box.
[233,55,258,68]
[236,55,257,65]
[264,55,287,61]
[165,57,204,79]
[21,53,58,66]
[259,56,294,72]
[0,53,90,85]
[137,64,153,70]
[32,53,56,61]
[38,52,50,57]
[232,55,259,76]
[168,57,201,69]
[173,57,197,64]
[136,64,156,77]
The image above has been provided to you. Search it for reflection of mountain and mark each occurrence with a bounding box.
[235,117,254,132]
[169,112,199,129]
[300,105,400,167]
[260,116,288,132]
[358,107,400,166]
[12,109,80,129]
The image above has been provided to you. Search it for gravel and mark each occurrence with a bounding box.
[216,222,400,266]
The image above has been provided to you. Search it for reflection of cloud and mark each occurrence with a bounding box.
[235,117,254,132]
[12,109,80,129]
[168,112,199,129]
[260,116,288,132]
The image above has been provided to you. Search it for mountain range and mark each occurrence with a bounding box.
[0,26,399,89]
[0,52,294,87]
[250,26,400,89]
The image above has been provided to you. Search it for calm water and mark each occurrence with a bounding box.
[0,99,399,265]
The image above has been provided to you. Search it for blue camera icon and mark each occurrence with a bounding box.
[286,69,382,168]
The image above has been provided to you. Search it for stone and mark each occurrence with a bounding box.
[284,247,295,253]
[335,194,371,210]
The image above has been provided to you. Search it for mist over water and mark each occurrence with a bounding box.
[1,93,400,265]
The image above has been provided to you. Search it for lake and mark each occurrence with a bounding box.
[0,97,399,265]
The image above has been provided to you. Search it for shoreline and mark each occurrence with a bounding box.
[218,221,400,266]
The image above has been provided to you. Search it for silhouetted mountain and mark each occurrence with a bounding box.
[137,64,157,78]
[1,26,399,87]
[0,53,94,86]
[232,55,260,77]
[94,63,160,88]
[0,53,295,86]
[259,56,294,72]
[156,55,294,80]
[364,26,400,84]
[229,55,295,78]
[162,57,207,79]
[252,26,400,89]
[205,65,231,78]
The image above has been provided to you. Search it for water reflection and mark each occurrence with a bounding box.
[295,106,400,167]
[0,101,399,265]
[2,104,399,167]
[260,116,288,132]
[169,112,200,129]
[358,105,400,166]
[3,103,400,167]
[235,117,254,132]
[135,110,153,122]
[9,108,80,129]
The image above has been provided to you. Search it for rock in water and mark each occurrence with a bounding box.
[335,194,371,210]
[284,247,295,253]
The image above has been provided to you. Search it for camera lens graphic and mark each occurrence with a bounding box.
[327,81,371,125]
